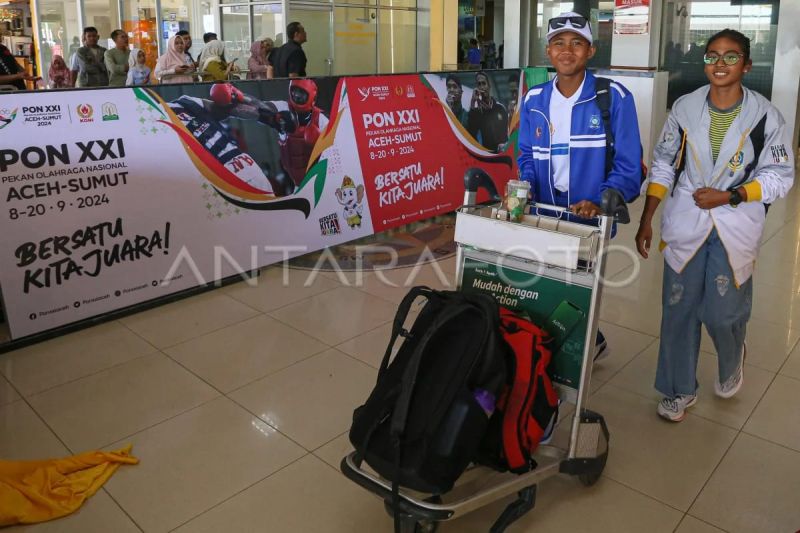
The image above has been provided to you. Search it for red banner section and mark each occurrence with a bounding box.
[347,74,518,232]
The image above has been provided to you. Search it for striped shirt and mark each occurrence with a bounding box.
[709,99,742,163]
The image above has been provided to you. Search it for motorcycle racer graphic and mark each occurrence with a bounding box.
[277,78,330,192]
[166,82,297,196]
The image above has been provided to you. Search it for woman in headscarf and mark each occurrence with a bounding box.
[47,55,72,88]
[155,35,195,84]
[200,40,238,82]
[126,48,151,86]
[247,38,274,80]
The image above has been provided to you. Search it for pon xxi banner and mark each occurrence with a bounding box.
[0,70,523,339]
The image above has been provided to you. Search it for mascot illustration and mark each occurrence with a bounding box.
[336,176,364,228]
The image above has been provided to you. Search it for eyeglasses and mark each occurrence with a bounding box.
[548,15,588,30]
[703,53,744,66]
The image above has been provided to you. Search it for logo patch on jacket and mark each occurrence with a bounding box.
[535,126,543,138]
[727,151,744,171]
[589,114,601,129]
[770,144,789,164]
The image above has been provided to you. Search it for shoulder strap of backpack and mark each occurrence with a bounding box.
[459,291,502,331]
[387,298,475,533]
[389,299,479,437]
[594,77,615,178]
[377,286,434,377]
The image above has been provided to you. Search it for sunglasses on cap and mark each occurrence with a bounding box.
[548,15,588,30]
[703,52,744,66]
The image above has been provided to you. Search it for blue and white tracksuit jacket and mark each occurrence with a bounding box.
[517,71,642,209]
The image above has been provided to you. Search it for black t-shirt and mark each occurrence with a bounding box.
[0,44,24,90]
[467,101,509,153]
[273,41,307,78]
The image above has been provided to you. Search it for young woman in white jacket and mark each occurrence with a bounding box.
[636,29,794,422]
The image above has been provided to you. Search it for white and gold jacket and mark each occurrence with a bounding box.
[647,85,795,286]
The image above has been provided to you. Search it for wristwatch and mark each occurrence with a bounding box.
[728,187,744,207]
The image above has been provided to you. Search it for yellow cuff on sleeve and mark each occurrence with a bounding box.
[659,240,667,252]
[742,181,762,202]
[647,183,669,200]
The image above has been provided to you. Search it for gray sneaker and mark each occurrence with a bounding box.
[657,394,697,422]
[715,344,745,399]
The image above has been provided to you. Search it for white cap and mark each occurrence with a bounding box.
[546,12,593,45]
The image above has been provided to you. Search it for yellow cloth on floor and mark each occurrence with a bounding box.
[0,445,138,526]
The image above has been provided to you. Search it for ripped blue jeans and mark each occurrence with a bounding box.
[655,228,752,398]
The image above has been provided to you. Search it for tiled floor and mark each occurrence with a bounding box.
[3,188,800,532]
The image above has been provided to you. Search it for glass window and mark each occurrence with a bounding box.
[591,2,614,68]
[378,9,415,73]
[380,0,416,8]
[661,0,778,107]
[83,0,121,48]
[121,0,158,74]
[290,6,332,76]
[37,0,81,86]
[334,6,376,75]
[253,4,283,44]
[220,5,250,65]
[416,4,430,72]
[456,0,500,68]
[160,0,206,56]
[457,0,477,50]
[341,0,377,6]
[660,0,779,106]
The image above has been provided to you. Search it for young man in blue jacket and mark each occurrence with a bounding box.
[518,12,643,360]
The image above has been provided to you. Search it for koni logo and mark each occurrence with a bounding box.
[76,103,94,123]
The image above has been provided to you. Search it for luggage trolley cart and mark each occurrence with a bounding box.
[342,183,628,532]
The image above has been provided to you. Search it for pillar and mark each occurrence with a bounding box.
[502,0,531,68]
[429,0,458,71]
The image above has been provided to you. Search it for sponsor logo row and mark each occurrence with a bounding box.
[357,84,417,102]
[0,102,120,130]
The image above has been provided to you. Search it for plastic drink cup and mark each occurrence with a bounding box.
[505,180,531,222]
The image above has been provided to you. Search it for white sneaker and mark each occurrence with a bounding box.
[657,394,697,422]
[715,343,745,399]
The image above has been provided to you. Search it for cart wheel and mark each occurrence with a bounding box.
[578,472,602,487]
